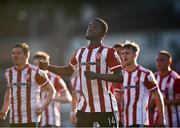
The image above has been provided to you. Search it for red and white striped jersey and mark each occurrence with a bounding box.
[111,83,124,124]
[40,72,66,126]
[4,64,50,124]
[70,72,80,99]
[123,65,158,126]
[69,43,122,112]
[153,70,180,127]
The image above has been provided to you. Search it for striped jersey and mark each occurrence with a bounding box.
[69,43,122,112]
[153,70,180,127]
[123,65,158,126]
[70,72,80,99]
[5,64,50,124]
[111,83,124,124]
[40,71,66,126]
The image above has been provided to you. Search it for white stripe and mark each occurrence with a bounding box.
[91,47,101,112]
[110,65,122,71]
[12,69,18,123]
[21,69,28,123]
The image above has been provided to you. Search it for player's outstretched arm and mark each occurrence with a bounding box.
[84,69,123,83]
[152,88,166,126]
[39,60,74,76]
[36,82,56,116]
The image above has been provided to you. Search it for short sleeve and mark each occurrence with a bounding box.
[5,70,12,88]
[69,51,78,68]
[35,69,50,86]
[144,71,158,92]
[54,76,66,93]
[106,48,122,71]
[174,78,180,99]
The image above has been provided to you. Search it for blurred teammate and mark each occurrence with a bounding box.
[39,18,124,127]
[149,51,180,127]
[33,51,72,127]
[112,43,124,126]
[0,42,55,127]
[121,41,165,127]
[69,70,80,125]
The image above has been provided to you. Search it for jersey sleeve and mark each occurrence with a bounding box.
[54,76,66,94]
[35,69,50,87]
[174,78,180,99]
[144,71,158,92]
[5,70,11,88]
[69,50,78,69]
[106,48,122,72]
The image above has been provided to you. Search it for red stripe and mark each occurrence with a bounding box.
[86,48,95,112]
[106,65,114,112]
[26,68,32,123]
[17,70,22,123]
[45,104,49,125]
[9,69,15,124]
[96,46,105,112]
[133,70,141,124]
[126,72,132,126]
[78,48,87,111]
[165,76,172,126]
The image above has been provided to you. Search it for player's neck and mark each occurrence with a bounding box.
[15,62,28,70]
[89,39,102,46]
[159,67,171,77]
[126,62,138,72]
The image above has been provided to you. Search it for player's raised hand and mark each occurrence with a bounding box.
[39,60,49,70]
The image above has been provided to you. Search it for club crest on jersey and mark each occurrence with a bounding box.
[96,53,101,60]
[25,74,30,80]
[134,76,139,83]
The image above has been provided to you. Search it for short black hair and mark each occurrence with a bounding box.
[92,18,108,35]
[13,42,30,55]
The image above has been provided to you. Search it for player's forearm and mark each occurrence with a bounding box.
[1,88,11,114]
[71,93,78,112]
[96,73,123,83]
[164,99,180,105]
[53,91,72,103]
[41,84,55,110]
[153,89,165,124]
[48,65,74,76]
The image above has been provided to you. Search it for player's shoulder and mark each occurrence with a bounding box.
[154,71,159,77]
[101,43,114,50]
[5,66,14,72]
[170,70,180,79]
[48,71,60,78]
[138,65,153,75]
[28,64,39,71]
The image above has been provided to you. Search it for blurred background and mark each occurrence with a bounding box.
[0,0,180,126]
